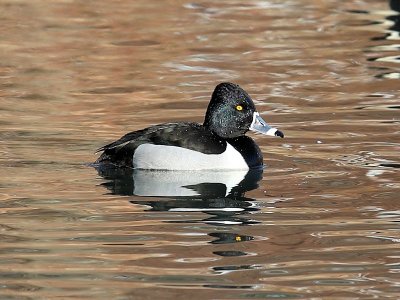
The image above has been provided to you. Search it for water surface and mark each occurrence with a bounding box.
[0,0,399,299]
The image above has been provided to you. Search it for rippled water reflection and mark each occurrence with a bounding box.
[0,0,399,299]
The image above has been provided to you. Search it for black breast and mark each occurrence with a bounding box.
[227,136,263,169]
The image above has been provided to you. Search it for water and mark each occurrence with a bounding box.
[0,0,399,299]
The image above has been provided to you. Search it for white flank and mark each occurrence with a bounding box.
[132,143,249,170]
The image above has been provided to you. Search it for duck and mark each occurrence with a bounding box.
[95,82,284,170]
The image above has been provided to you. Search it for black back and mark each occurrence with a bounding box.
[96,122,227,166]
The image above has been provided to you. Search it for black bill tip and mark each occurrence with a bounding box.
[275,130,284,138]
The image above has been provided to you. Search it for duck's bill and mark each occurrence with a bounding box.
[249,112,284,138]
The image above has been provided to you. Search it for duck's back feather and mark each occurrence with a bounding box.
[96,122,227,167]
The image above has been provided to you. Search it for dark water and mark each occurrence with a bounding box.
[0,0,399,299]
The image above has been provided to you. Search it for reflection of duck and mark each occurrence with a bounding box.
[97,166,262,198]
[366,1,400,79]
[377,1,400,37]
[388,0,400,34]
[95,82,283,170]
[96,166,263,225]
[209,232,254,244]
[390,0,400,13]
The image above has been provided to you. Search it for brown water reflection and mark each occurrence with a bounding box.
[0,0,399,299]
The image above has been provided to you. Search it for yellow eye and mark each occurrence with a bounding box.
[236,105,243,111]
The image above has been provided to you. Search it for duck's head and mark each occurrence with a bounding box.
[203,82,284,139]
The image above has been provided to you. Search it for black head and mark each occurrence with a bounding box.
[203,82,284,139]
[203,82,256,139]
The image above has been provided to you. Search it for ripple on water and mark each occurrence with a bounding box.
[0,0,399,299]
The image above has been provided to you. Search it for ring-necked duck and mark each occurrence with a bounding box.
[95,82,284,170]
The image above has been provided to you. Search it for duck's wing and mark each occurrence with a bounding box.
[95,122,226,167]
